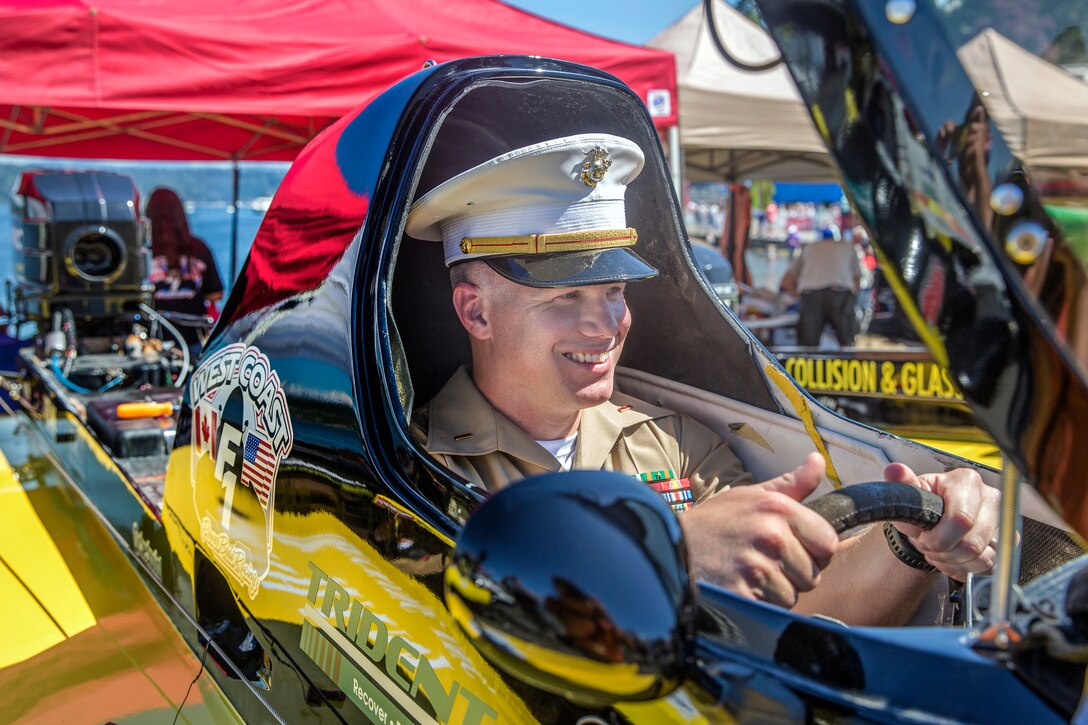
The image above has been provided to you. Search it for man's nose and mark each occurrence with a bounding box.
[579,296,624,336]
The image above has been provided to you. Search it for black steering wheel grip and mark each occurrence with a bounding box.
[806,481,945,534]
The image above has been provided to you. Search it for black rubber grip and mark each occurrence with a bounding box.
[806,482,945,534]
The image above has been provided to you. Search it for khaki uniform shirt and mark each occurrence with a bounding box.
[412,367,752,509]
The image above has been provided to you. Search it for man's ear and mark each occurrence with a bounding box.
[452,282,492,340]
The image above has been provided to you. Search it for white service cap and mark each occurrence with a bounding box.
[406,133,658,288]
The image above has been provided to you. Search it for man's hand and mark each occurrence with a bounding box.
[679,453,839,607]
[883,462,999,581]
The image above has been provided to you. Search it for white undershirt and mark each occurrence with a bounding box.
[536,433,579,471]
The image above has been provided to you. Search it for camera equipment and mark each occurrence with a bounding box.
[7,170,189,396]
[11,169,152,334]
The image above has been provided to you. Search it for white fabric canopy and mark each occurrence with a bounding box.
[959,29,1088,173]
[649,0,836,182]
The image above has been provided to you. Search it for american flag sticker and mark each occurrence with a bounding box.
[241,432,275,508]
[189,343,294,600]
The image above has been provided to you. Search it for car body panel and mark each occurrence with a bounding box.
[0,12,1085,720]
[0,417,241,724]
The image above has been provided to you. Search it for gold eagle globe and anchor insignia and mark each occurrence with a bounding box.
[580,146,613,187]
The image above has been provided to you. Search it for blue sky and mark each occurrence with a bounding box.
[500,0,698,44]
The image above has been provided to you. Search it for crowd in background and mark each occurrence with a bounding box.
[684,194,885,349]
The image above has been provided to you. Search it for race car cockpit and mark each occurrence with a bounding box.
[11,2,1086,722]
[389,75,777,427]
[365,1,1088,718]
[163,35,1088,720]
[387,60,992,505]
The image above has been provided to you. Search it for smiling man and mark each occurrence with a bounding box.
[407,134,747,495]
[407,134,1000,624]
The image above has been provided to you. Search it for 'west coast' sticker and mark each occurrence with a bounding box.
[189,343,294,598]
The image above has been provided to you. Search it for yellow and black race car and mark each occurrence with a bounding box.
[3,0,1088,722]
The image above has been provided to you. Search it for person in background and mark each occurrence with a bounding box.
[780,225,862,347]
[146,188,224,353]
[786,224,801,254]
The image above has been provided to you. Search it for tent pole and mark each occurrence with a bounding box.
[230,158,240,283]
[668,125,682,200]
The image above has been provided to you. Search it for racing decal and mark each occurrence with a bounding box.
[782,357,964,402]
[302,561,499,725]
[765,364,843,489]
[131,522,164,582]
[189,343,294,598]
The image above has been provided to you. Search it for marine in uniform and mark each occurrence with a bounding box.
[406,133,750,511]
[405,133,1001,622]
[413,366,752,509]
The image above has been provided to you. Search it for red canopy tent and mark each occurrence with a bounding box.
[0,0,677,162]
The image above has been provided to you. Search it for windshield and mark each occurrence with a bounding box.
[753,0,1088,533]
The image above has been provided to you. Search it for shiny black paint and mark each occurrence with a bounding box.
[12,47,1079,723]
[222,52,1073,722]
[180,57,695,722]
[756,0,1088,534]
[694,584,1066,722]
[170,66,442,723]
[448,471,695,704]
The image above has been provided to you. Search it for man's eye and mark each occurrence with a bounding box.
[560,291,580,300]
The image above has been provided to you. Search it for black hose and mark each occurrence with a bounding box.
[703,0,782,73]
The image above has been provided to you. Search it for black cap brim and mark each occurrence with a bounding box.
[483,248,658,288]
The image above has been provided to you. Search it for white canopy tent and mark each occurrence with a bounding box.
[959,29,1088,174]
[649,0,837,182]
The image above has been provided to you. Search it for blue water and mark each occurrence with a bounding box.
[0,205,267,304]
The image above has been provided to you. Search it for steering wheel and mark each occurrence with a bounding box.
[806,482,954,624]
[806,481,944,534]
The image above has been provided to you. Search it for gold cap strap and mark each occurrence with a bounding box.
[459,228,637,256]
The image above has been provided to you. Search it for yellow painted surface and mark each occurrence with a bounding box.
[444,565,492,605]
[477,621,656,697]
[910,438,1003,469]
[765,364,843,488]
[0,561,68,668]
[0,418,241,724]
[0,446,96,667]
[167,443,539,724]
